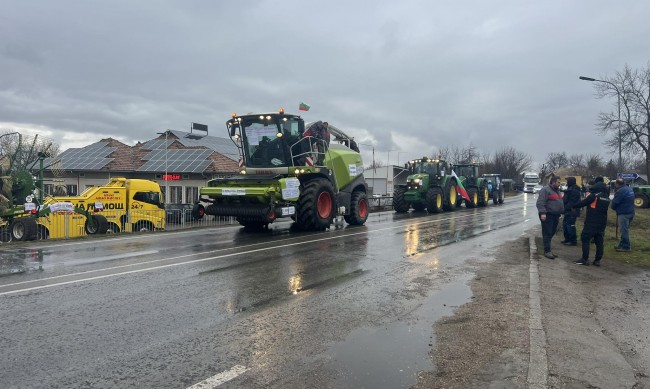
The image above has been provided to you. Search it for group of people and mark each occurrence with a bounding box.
[536,176,635,266]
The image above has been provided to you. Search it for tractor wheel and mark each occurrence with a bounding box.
[634,193,649,208]
[191,204,205,220]
[478,183,489,207]
[498,188,505,204]
[492,190,499,205]
[297,178,336,231]
[85,215,109,235]
[443,181,458,211]
[393,187,410,213]
[344,191,369,225]
[466,187,478,208]
[426,187,444,213]
[11,218,38,241]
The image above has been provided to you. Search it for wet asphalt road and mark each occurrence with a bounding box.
[0,194,540,389]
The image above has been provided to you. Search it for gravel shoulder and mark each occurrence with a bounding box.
[414,228,650,389]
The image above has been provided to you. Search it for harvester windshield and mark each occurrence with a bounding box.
[228,114,303,168]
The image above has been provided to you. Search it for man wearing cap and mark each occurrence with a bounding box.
[536,176,564,259]
[569,177,610,266]
[611,178,635,252]
[561,177,581,246]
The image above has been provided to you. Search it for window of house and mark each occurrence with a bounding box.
[43,184,54,196]
[66,184,78,196]
[169,186,183,204]
[185,186,199,204]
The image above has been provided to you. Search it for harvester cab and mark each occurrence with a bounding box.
[393,157,458,214]
[452,163,489,208]
[195,109,368,231]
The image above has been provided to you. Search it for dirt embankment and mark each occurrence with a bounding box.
[414,232,650,389]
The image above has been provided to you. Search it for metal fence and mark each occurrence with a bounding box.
[3,198,395,243]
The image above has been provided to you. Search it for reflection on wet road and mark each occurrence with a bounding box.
[0,193,539,388]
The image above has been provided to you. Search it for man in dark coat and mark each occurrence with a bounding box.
[561,177,581,246]
[536,176,564,259]
[611,178,635,251]
[570,177,610,266]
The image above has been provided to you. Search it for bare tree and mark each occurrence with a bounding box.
[0,130,59,174]
[590,62,650,175]
[585,153,604,176]
[493,146,532,180]
[568,153,586,171]
[545,152,568,171]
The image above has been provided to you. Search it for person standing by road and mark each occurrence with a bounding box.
[570,177,610,266]
[611,178,635,252]
[536,176,564,259]
[561,177,581,246]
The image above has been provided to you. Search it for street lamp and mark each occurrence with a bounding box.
[579,75,623,175]
[157,130,169,204]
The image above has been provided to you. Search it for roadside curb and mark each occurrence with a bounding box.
[527,234,548,388]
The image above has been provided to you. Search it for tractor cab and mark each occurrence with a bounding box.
[410,158,447,177]
[454,164,479,179]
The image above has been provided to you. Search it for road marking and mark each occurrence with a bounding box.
[187,365,249,388]
[527,234,548,388]
[0,205,523,296]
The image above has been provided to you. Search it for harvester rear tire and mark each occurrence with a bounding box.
[344,191,369,226]
[466,187,478,208]
[192,204,205,220]
[426,187,444,213]
[11,218,37,241]
[297,178,335,231]
[443,181,458,212]
[85,215,109,234]
[393,187,410,213]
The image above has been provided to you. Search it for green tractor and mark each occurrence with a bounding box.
[393,157,459,213]
[193,109,369,230]
[632,185,650,208]
[451,163,490,208]
[482,173,505,205]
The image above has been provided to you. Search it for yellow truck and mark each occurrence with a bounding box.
[37,178,166,239]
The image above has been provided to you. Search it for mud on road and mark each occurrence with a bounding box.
[414,231,650,389]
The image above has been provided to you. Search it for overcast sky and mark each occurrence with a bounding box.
[2,1,650,168]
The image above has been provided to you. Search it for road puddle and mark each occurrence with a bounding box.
[327,276,472,388]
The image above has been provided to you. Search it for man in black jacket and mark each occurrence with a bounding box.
[569,177,610,266]
[561,177,581,246]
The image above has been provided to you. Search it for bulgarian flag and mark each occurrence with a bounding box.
[299,102,310,111]
[451,169,471,202]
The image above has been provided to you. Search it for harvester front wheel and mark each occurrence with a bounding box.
[297,178,335,231]
[345,191,369,226]
[393,187,410,213]
[444,181,458,211]
[492,190,499,205]
[85,215,109,235]
[0,227,11,242]
[466,187,478,208]
[498,188,505,204]
[426,187,444,213]
[11,218,37,241]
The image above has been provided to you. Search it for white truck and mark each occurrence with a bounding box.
[522,172,540,193]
